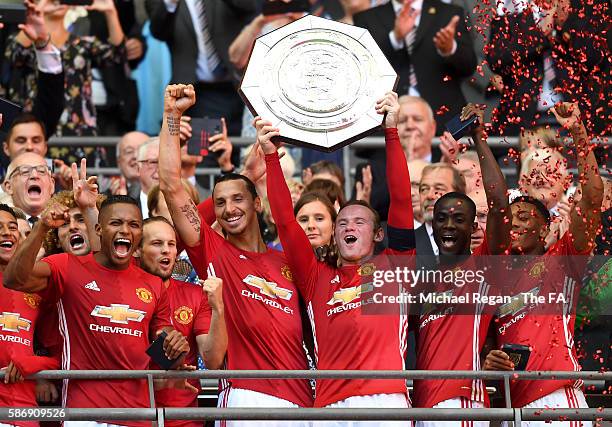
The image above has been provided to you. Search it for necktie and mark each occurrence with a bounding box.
[194,0,223,77]
[405,27,418,90]
[28,216,39,225]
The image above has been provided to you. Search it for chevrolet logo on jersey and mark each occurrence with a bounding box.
[421,289,455,316]
[243,275,293,300]
[327,282,374,305]
[497,286,540,318]
[0,312,31,332]
[91,304,146,324]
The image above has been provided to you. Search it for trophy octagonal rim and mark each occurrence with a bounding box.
[239,13,398,152]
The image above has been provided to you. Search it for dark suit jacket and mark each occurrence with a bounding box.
[487,0,610,136]
[415,223,435,256]
[353,148,441,222]
[32,71,64,141]
[146,0,256,83]
[354,0,477,129]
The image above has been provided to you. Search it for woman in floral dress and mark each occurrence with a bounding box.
[5,0,126,164]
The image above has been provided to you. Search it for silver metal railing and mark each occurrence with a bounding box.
[0,370,609,425]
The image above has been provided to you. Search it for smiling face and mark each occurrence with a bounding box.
[296,200,334,249]
[5,153,55,217]
[213,179,260,236]
[432,197,477,256]
[0,210,21,266]
[96,203,143,269]
[118,132,148,181]
[334,204,382,264]
[4,122,47,159]
[419,168,455,224]
[510,202,548,255]
[520,154,570,210]
[139,220,177,281]
[57,207,90,256]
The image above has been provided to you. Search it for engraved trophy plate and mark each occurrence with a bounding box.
[239,15,398,152]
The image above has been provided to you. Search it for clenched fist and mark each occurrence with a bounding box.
[164,84,196,115]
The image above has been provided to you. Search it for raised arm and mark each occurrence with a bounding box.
[71,159,100,253]
[381,92,414,233]
[257,118,318,301]
[463,104,511,254]
[551,103,604,253]
[3,203,69,293]
[196,277,227,369]
[159,84,202,247]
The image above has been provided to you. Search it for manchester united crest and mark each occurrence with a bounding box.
[23,293,41,309]
[281,265,293,282]
[174,306,194,325]
[136,288,153,303]
[358,262,376,277]
[529,261,546,279]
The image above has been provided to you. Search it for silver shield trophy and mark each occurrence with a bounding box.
[239,15,398,152]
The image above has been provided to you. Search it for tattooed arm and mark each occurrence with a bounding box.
[159,84,202,246]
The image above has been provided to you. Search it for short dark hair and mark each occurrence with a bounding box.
[510,195,551,223]
[141,216,175,246]
[435,191,477,222]
[214,173,258,199]
[339,200,381,231]
[305,179,345,207]
[143,216,174,229]
[99,195,141,218]
[6,113,47,141]
[309,160,345,188]
[0,204,17,221]
[294,191,337,222]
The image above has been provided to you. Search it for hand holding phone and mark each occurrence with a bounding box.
[146,331,180,370]
[501,343,531,371]
[187,117,223,157]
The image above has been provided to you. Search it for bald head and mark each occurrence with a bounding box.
[117,131,149,181]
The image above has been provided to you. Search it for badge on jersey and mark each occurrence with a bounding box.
[136,288,153,303]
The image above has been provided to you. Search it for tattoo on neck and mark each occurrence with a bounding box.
[180,199,201,234]
[167,115,181,136]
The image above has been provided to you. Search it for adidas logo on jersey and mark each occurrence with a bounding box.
[85,281,101,292]
[331,275,340,284]
[239,255,247,260]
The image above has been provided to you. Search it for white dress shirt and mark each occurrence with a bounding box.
[425,221,439,256]
[140,191,150,220]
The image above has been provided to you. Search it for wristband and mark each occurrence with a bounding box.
[35,34,51,50]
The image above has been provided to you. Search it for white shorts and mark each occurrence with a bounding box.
[313,393,410,427]
[216,387,311,427]
[416,397,488,427]
[502,387,591,427]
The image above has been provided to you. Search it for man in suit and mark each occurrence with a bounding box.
[145,0,256,136]
[354,0,477,131]
[415,162,465,256]
[487,0,610,136]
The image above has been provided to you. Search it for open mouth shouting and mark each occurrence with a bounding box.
[343,234,358,246]
[27,184,42,199]
[439,233,458,250]
[0,239,15,252]
[70,233,86,251]
[113,237,132,258]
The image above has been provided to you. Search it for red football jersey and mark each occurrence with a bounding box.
[0,272,58,427]
[494,233,588,407]
[154,279,211,427]
[42,253,172,427]
[264,128,415,407]
[413,241,492,408]
[184,223,313,407]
